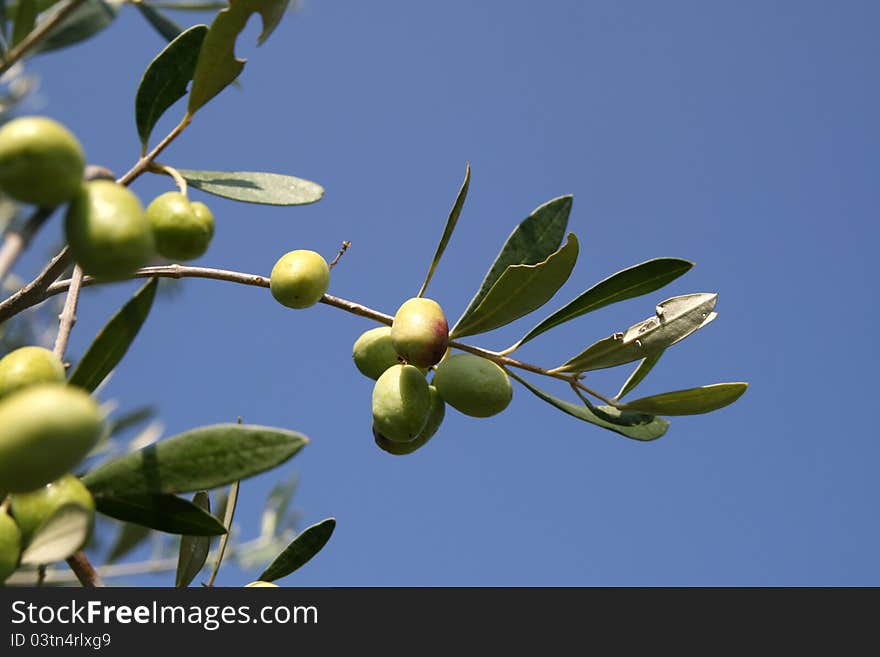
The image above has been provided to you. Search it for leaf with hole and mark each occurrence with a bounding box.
[82,423,308,496]
[19,502,92,565]
[555,293,717,373]
[187,0,289,114]
[452,233,579,338]
[452,195,572,337]
[178,169,324,206]
[508,371,668,441]
[94,492,226,535]
[259,517,336,582]
[176,491,213,587]
[135,25,207,148]
[617,383,748,416]
[512,257,694,349]
[69,278,158,392]
[418,163,470,298]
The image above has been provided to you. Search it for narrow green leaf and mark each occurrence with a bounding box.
[512,258,694,349]
[555,292,717,373]
[106,522,151,564]
[11,0,37,47]
[616,351,664,401]
[508,371,669,441]
[418,163,470,298]
[452,195,572,337]
[69,278,158,392]
[178,169,323,206]
[259,517,336,582]
[135,25,207,149]
[187,0,289,114]
[20,503,92,565]
[618,383,748,416]
[107,405,157,439]
[82,423,308,496]
[94,493,227,535]
[451,233,579,338]
[34,0,117,54]
[135,2,182,42]
[176,491,213,587]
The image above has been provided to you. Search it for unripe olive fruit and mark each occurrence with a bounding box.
[64,180,154,281]
[0,384,103,493]
[374,385,445,455]
[390,297,449,368]
[0,346,65,400]
[245,581,278,587]
[0,512,21,584]
[352,326,401,380]
[10,474,95,549]
[0,116,85,207]
[433,353,513,418]
[270,250,330,309]
[371,364,430,443]
[146,192,215,261]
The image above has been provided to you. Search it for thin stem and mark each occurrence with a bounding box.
[65,550,104,588]
[0,246,72,323]
[118,114,192,186]
[0,0,88,77]
[0,207,53,286]
[150,162,188,196]
[328,241,351,270]
[52,265,83,359]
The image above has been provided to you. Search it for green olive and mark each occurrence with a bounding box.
[0,384,103,493]
[371,364,430,443]
[269,250,330,309]
[64,180,154,281]
[146,192,215,261]
[10,474,95,549]
[352,326,401,380]
[374,385,445,455]
[432,353,513,418]
[0,512,21,584]
[0,116,85,207]
[0,346,65,400]
[390,297,449,368]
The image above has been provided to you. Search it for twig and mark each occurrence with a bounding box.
[0,247,72,323]
[65,550,104,588]
[119,114,192,185]
[0,207,53,286]
[52,265,83,359]
[0,0,88,77]
[328,241,351,270]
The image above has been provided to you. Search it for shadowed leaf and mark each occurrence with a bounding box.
[95,493,227,535]
[106,522,151,564]
[418,163,470,298]
[35,0,118,54]
[259,517,336,582]
[135,2,182,42]
[176,491,213,586]
[618,383,748,416]
[178,169,323,206]
[20,503,92,565]
[11,0,37,47]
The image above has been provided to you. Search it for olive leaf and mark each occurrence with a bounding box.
[617,383,748,416]
[135,25,208,149]
[95,492,227,535]
[188,0,289,114]
[452,195,572,336]
[510,257,694,350]
[19,502,92,566]
[34,0,118,54]
[82,423,308,497]
[176,491,213,587]
[554,293,718,373]
[69,278,158,392]
[616,351,664,401]
[11,0,37,47]
[258,517,336,582]
[451,233,579,339]
[135,2,182,42]
[105,522,151,564]
[177,169,324,206]
[418,163,470,298]
[508,371,669,441]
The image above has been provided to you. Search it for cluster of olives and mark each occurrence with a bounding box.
[354,298,513,455]
[0,116,215,281]
[0,346,104,584]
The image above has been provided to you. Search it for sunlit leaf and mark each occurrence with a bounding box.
[555,293,717,373]
[452,195,572,336]
[176,491,213,587]
[178,169,323,206]
[418,163,470,298]
[451,233,579,338]
[616,351,663,401]
[508,371,668,441]
[618,383,748,416]
[135,2,182,42]
[69,278,158,392]
[35,0,118,54]
[19,503,92,565]
[187,0,289,114]
[512,257,694,349]
[135,24,206,148]
[95,493,227,535]
[82,423,308,496]
[259,518,336,582]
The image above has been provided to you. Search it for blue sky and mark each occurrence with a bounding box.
[14,0,879,585]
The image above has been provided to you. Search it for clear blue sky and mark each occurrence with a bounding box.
[17,0,879,585]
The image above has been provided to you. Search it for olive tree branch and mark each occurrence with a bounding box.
[52,265,83,359]
[0,0,88,77]
[0,207,53,286]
